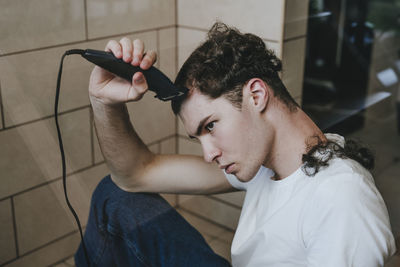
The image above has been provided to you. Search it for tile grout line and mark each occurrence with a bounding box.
[84,0,88,41]
[50,254,75,267]
[0,162,106,202]
[178,24,280,44]
[147,134,177,146]
[179,207,236,233]
[207,195,243,210]
[174,0,179,156]
[10,196,20,259]
[174,12,179,156]
[156,29,160,68]
[0,25,176,58]
[283,34,307,43]
[0,257,17,266]
[3,229,82,266]
[0,81,4,129]
[0,133,177,201]
[0,104,175,148]
[174,13,180,207]
[89,108,95,165]
[279,0,286,59]
[0,105,90,132]
[157,142,161,154]
[175,0,178,27]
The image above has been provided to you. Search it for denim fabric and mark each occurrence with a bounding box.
[75,175,231,267]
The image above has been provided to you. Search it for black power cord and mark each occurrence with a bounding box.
[55,49,90,266]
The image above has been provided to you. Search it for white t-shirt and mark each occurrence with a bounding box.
[224,134,396,267]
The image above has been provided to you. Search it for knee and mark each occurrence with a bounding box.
[91,175,167,209]
[89,175,172,229]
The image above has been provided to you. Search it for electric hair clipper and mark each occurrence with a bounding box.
[74,49,188,101]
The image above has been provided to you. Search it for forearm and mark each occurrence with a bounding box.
[91,98,154,184]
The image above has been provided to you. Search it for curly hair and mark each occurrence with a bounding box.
[302,137,375,176]
[171,22,299,114]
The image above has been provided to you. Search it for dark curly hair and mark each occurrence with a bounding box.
[302,136,375,176]
[172,22,375,176]
[171,22,299,114]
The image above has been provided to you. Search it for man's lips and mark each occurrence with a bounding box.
[220,163,235,174]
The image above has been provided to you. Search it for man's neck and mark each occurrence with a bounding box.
[264,105,325,180]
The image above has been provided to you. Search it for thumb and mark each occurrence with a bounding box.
[128,72,149,101]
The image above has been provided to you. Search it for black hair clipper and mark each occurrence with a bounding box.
[68,49,188,101]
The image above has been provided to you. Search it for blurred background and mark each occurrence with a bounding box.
[0,0,399,266]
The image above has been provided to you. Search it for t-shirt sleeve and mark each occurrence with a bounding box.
[302,173,396,267]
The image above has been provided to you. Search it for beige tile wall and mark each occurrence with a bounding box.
[177,28,207,69]
[160,136,176,154]
[0,86,3,129]
[177,0,285,41]
[212,192,246,207]
[0,47,91,126]
[86,0,175,39]
[177,27,281,70]
[284,0,310,40]
[179,194,241,230]
[14,164,108,255]
[5,233,81,267]
[281,37,307,99]
[0,31,158,127]
[159,28,177,81]
[0,0,86,54]
[281,0,309,100]
[0,109,91,199]
[0,199,16,264]
[126,93,175,144]
[178,137,203,156]
[0,0,177,265]
[178,209,232,242]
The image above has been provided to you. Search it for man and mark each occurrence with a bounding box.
[76,22,396,266]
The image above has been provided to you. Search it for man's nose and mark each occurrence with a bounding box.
[201,140,221,163]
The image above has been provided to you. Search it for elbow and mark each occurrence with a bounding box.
[110,151,156,192]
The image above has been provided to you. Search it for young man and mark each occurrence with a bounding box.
[76,23,396,266]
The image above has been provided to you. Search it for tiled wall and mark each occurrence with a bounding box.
[1,0,309,266]
[282,0,310,106]
[176,0,309,233]
[0,0,176,266]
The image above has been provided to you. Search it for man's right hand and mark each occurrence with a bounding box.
[88,38,157,106]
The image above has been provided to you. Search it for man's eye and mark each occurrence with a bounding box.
[205,121,215,132]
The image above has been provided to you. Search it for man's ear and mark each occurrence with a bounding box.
[244,78,269,112]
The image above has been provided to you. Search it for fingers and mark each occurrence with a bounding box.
[92,38,157,105]
[120,37,133,62]
[105,38,156,69]
[132,39,144,66]
[103,37,156,100]
[140,50,157,69]
[105,40,122,58]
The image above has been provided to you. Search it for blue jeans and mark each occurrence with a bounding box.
[75,175,231,267]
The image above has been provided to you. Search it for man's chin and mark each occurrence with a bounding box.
[235,172,253,183]
[235,167,260,182]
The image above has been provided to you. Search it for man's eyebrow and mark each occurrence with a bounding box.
[188,115,212,139]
